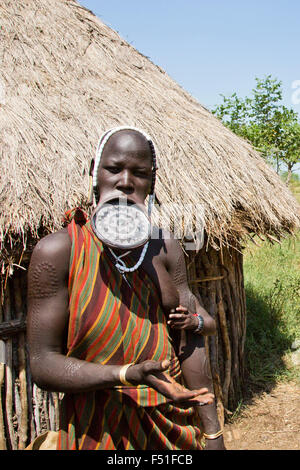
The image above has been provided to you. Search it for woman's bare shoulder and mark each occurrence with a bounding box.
[29,228,71,280]
[150,226,183,268]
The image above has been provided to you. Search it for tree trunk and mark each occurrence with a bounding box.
[286,163,293,186]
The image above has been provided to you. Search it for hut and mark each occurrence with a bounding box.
[0,0,299,449]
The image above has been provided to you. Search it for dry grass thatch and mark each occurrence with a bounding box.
[0,0,299,267]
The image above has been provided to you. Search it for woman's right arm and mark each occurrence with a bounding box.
[27,230,213,405]
[27,229,126,393]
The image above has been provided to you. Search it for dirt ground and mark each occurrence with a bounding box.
[223,381,300,450]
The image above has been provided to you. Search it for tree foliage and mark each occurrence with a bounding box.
[212,76,300,184]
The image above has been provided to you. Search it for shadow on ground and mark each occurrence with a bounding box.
[235,283,295,412]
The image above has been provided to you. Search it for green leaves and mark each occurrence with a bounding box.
[212,75,300,183]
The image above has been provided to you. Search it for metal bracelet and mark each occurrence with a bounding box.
[203,429,223,440]
[119,363,135,386]
[193,313,204,333]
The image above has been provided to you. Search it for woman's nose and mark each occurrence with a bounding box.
[116,170,134,192]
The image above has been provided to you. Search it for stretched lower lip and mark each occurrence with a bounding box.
[99,193,142,206]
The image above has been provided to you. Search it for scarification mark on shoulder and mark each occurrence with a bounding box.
[28,261,59,298]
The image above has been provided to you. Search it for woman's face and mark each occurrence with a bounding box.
[96,130,153,206]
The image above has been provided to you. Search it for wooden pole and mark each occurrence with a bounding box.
[43,390,50,431]
[33,384,41,437]
[4,282,17,449]
[14,276,28,449]
[26,356,36,443]
[0,300,7,450]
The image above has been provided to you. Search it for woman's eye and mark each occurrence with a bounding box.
[134,170,151,178]
[106,166,121,173]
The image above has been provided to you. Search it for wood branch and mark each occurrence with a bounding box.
[249,235,262,247]
[0,319,26,339]
[4,283,17,450]
[43,391,50,431]
[15,277,28,449]
[49,393,56,431]
[14,380,21,443]
[26,361,36,442]
[189,275,225,284]
[266,233,282,244]
[216,288,231,408]
[0,363,6,449]
[53,393,60,431]
[0,301,6,450]
[33,384,41,436]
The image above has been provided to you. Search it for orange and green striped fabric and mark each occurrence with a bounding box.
[57,214,202,450]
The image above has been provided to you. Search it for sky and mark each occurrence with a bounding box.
[79,0,300,111]
[79,0,300,171]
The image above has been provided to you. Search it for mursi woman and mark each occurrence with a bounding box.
[27,127,225,450]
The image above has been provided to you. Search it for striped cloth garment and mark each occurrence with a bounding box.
[57,210,202,450]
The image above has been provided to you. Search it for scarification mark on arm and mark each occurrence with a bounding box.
[171,249,197,312]
[28,299,43,363]
[28,261,59,299]
[27,261,61,363]
[63,359,84,384]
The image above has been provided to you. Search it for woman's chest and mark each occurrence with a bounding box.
[141,255,179,314]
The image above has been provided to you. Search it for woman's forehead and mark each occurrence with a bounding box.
[101,130,152,162]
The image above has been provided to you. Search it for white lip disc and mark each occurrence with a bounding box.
[91,200,151,249]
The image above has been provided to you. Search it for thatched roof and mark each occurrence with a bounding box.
[1,0,299,266]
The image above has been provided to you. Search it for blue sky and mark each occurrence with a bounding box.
[79,0,300,113]
[79,1,300,174]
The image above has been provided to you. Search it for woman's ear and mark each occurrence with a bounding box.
[88,159,95,206]
[89,158,95,177]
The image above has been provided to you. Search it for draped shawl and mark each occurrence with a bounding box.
[57,213,202,450]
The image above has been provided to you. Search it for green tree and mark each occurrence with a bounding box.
[278,113,300,184]
[212,76,300,183]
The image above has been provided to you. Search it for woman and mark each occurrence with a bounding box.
[27,127,224,450]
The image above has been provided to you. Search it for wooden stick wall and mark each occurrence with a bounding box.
[186,244,246,422]
[0,272,60,450]
[0,243,247,449]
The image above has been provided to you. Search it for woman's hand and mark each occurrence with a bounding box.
[167,305,198,331]
[126,359,214,406]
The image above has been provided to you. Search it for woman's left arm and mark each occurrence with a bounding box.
[164,235,226,450]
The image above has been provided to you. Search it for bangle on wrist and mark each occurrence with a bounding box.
[203,429,223,440]
[192,313,204,333]
[119,363,135,386]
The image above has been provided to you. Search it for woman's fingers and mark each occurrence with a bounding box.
[169,313,186,320]
[147,371,215,404]
[168,313,188,325]
[176,306,188,313]
[175,387,214,404]
[193,390,214,404]
[168,312,197,330]
[129,360,214,406]
[126,359,171,384]
[168,388,214,405]
[170,306,188,314]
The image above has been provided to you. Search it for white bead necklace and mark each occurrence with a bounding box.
[108,241,149,274]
